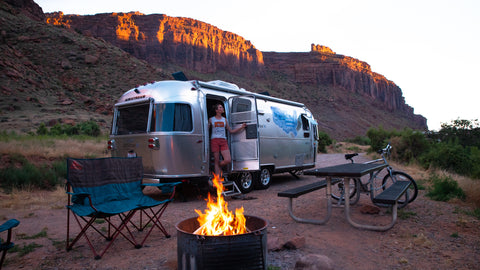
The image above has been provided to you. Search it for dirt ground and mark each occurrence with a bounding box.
[1,153,479,270]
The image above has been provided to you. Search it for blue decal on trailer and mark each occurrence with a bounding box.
[271,106,297,136]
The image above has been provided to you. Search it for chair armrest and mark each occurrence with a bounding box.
[0,219,20,233]
[69,192,92,205]
[67,192,98,212]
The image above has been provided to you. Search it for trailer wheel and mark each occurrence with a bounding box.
[255,167,272,190]
[234,172,254,193]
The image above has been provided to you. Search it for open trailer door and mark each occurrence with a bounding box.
[228,95,260,172]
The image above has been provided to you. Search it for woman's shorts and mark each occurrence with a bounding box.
[211,138,229,152]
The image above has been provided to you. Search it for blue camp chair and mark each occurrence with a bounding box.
[0,219,20,269]
[66,157,180,259]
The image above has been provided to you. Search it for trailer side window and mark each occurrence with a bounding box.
[301,114,310,131]
[232,98,251,112]
[153,103,192,132]
[115,103,150,135]
[301,114,310,138]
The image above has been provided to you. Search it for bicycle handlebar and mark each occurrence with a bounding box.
[345,143,391,163]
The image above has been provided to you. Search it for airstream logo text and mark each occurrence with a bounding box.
[125,95,146,101]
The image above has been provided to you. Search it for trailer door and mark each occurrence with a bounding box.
[228,95,260,171]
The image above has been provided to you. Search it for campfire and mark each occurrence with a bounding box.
[194,174,248,236]
[176,174,268,269]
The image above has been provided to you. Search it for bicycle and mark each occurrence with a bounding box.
[331,143,418,209]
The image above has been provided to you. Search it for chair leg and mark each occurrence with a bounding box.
[66,210,141,259]
[137,202,171,246]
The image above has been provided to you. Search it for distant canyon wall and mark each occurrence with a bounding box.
[45,12,426,128]
[45,12,264,75]
[263,45,426,127]
[263,45,405,112]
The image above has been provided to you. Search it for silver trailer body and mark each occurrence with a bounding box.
[109,80,318,192]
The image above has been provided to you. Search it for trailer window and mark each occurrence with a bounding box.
[115,103,150,135]
[153,103,192,132]
[301,114,310,131]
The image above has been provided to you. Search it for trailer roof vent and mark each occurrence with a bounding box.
[207,80,243,90]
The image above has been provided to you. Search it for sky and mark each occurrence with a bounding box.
[36,0,480,130]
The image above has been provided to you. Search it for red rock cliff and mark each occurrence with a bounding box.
[263,44,426,128]
[45,12,264,75]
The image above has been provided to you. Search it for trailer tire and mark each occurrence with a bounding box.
[255,167,272,190]
[234,172,254,193]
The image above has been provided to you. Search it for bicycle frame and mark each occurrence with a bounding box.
[332,143,418,207]
[336,144,394,204]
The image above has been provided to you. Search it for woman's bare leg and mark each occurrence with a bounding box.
[213,151,221,176]
[220,149,231,167]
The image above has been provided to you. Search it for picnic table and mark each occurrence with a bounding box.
[279,162,409,231]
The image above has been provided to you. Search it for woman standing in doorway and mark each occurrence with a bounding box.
[209,103,246,177]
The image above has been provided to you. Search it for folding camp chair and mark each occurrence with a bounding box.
[66,157,179,259]
[0,219,20,269]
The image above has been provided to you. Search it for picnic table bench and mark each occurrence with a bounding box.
[278,163,409,231]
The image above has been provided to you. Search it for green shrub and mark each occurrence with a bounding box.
[36,123,48,135]
[36,120,101,137]
[426,174,466,202]
[317,131,333,153]
[78,120,100,137]
[0,155,66,192]
[347,135,370,146]
[8,243,43,257]
[420,143,474,177]
[366,126,399,152]
[390,129,430,163]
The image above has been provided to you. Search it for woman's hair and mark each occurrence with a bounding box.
[212,103,223,111]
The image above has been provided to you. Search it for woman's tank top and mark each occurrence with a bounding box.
[210,117,227,139]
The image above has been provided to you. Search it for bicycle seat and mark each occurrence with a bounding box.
[345,153,358,160]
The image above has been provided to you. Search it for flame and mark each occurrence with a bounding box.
[194,174,247,236]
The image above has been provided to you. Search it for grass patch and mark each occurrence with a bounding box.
[51,239,65,250]
[467,208,480,220]
[454,207,480,220]
[18,228,48,240]
[0,134,109,192]
[0,186,65,210]
[398,210,417,220]
[426,174,466,202]
[0,133,108,158]
[0,157,65,192]
[8,242,43,257]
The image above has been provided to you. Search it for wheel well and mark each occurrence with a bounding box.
[261,165,274,174]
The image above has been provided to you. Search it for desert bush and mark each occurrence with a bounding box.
[0,155,66,192]
[36,120,100,137]
[426,174,466,202]
[77,120,101,137]
[366,126,400,152]
[419,142,477,178]
[317,131,333,153]
[389,129,429,163]
[346,135,370,146]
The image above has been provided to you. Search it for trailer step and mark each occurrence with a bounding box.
[222,181,242,197]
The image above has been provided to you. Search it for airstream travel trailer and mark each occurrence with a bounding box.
[108,77,319,193]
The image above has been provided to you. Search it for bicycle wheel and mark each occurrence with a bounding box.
[331,178,359,205]
[382,171,418,206]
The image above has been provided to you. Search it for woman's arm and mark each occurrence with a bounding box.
[227,122,246,134]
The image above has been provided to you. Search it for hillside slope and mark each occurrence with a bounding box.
[1,0,427,139]
[0,1,171,133]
